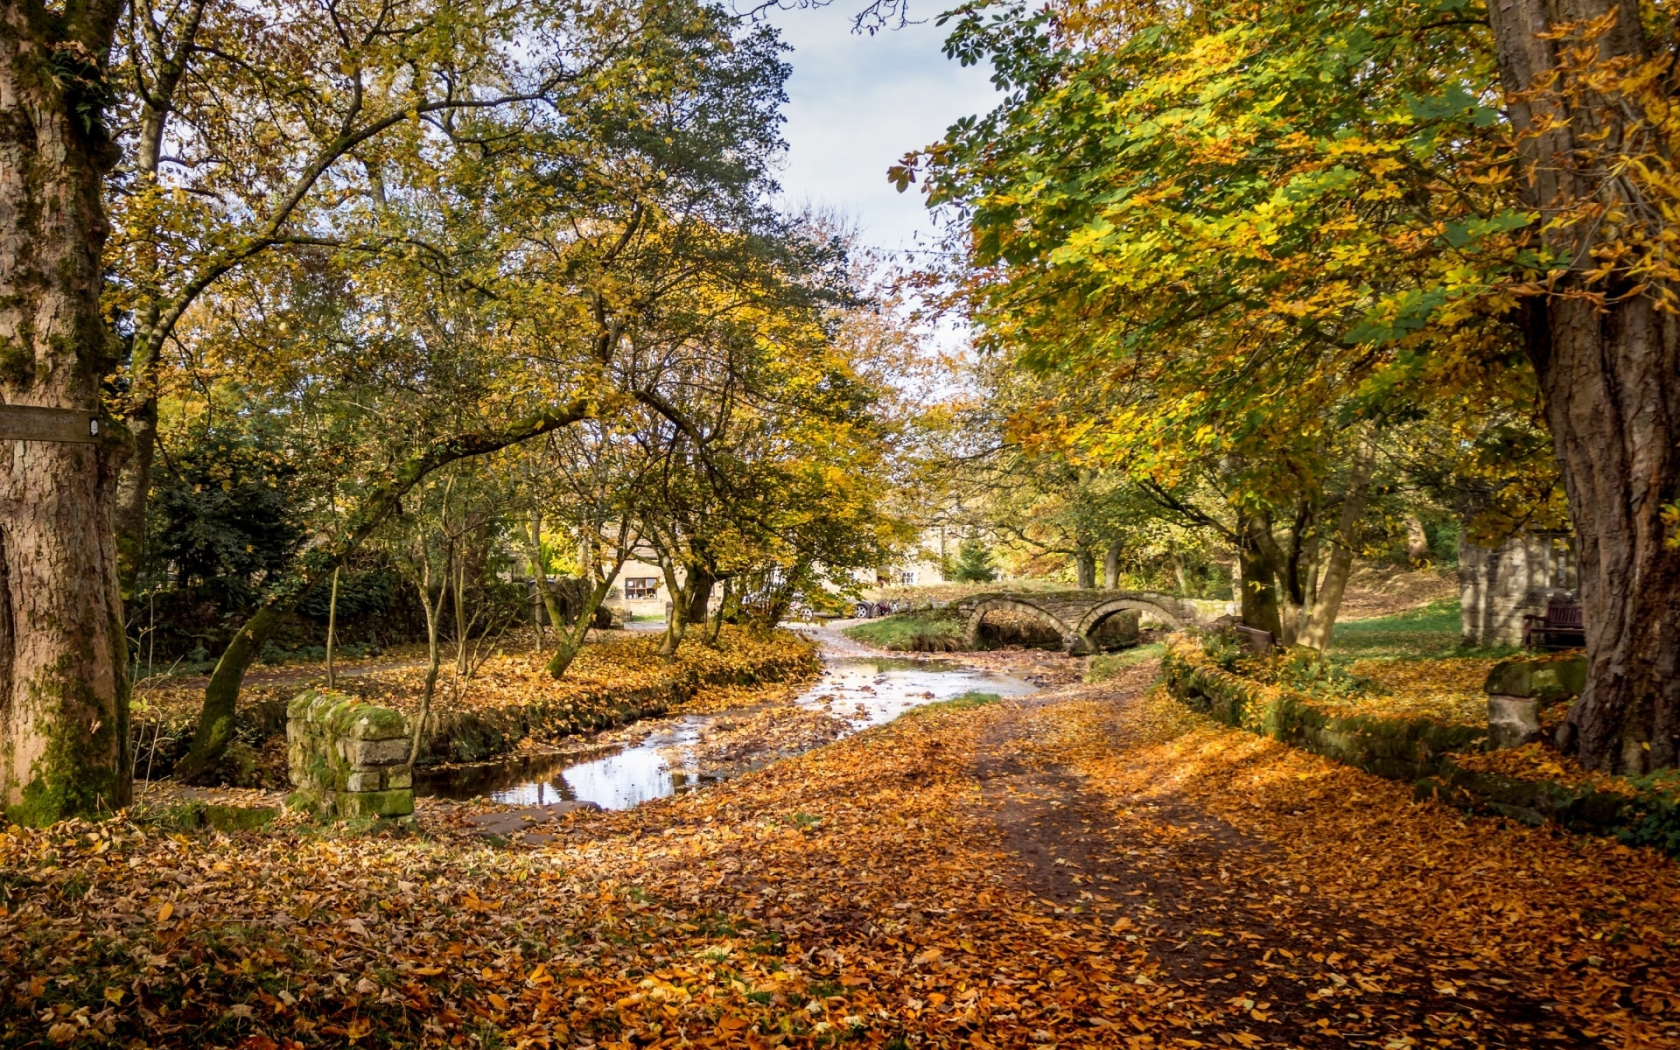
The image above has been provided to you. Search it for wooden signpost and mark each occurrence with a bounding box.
[0,404,101,443]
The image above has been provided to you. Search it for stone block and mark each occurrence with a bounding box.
[336,789,414,819]
[1483,657,1587,703]
[342,736,411,768]
[1487,694,1541,749]
[346,768,413,793]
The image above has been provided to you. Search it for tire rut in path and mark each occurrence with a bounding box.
[970,684,1596,1048]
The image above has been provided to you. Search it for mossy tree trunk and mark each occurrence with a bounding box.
[0,0,131,824]
[1486,0,1680,771]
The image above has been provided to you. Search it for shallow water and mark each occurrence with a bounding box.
[416,654,1037,809]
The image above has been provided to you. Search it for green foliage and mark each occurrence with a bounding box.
[150,427,302,602]
[947,539,998,583]
[1199,630,1244,672]
[1086,643,1166,682]
[1619,773,1680,856]
[842,612,965,653]
[909,691,1001,716]
[1266,647,1383,700]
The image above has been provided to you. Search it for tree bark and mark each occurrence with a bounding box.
[1486,0,1680,771]
[0,0,131,823]
[407,555,448,768]
[1301,439,1378,652]
[1237,513,1284,639]
[658,557,687,657]
[173,402,588,781]
[1104,541,1121,589]
[324,567,340,689]
[1074,550,1096,589]
[1404,515,1430,564]
[684,564,716,628]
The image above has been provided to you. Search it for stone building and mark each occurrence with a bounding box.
[1459,529,1578,647]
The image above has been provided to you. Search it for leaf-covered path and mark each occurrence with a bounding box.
[6,665,1677,1048]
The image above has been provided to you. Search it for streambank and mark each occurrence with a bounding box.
[418,633,1040,811]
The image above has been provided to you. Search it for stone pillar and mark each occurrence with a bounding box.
[287,689,415,820]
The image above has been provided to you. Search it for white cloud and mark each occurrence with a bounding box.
[765,5,998,254]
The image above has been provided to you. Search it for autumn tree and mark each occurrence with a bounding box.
[0,0,132,821]
[903,0,1556,651]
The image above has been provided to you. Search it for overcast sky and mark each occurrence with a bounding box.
[764,5,998,256]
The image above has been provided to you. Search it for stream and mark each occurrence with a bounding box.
[416,630,1038,810]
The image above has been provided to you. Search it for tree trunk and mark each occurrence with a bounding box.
[546,572,621,679]
[1074,551,1096,589]
[684,564,715,628]
[523,509,566,644]
[1486,0,1680,771]
[657,557,687,657]
[1237,514,1284,639]
[1301,439,1378,652]
[707,578,730,644]
[1404,515,1431,564]
[408,558,448,768]
[1104,541,1121,589]
[325,567,340,689]
[453,551,469,676]
[0,3,131,823]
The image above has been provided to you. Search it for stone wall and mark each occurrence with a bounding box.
[1459,529,1577,647]
[287,689,415,820]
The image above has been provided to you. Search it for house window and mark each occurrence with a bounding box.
[899,571,917,587]
[624,578,659,600]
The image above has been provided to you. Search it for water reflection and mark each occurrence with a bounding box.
[419,655,1037,809]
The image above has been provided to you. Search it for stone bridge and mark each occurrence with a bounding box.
[954,590,1211,654]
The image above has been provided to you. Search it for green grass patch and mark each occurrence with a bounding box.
[907,691,1000,716]
[1329,599,1521,663]
[1087,643,1167,682]
[842,611,964,652]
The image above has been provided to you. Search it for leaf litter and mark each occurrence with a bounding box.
[4,659,1678,1048]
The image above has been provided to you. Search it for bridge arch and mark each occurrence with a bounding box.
[963,598,1081,651]
[1075,595,1190,637]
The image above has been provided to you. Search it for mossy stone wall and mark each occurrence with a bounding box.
[286,689,413,819]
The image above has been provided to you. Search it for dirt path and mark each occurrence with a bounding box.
[968,669,1591,1048]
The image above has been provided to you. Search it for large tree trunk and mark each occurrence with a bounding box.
[0,2,131,823]
[1103,541,1121,589]
[1486,0,1680,771]
[684,564,715,627]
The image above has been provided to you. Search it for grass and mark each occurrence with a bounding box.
[907,691,1000,716]
[1086,643,1167,682]
[842,611,965,652]
[1328,599,1521,663]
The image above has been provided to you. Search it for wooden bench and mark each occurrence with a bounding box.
[1524,599,1585,651]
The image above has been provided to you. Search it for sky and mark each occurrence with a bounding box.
[763,4,999,257]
